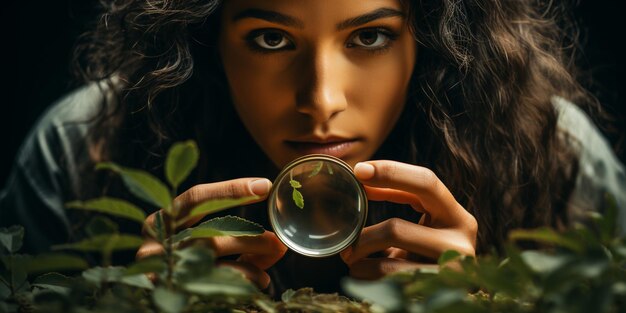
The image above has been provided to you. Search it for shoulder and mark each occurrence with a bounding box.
[14,80,117,195]
[552,96,626,233]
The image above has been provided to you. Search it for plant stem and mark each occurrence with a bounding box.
[165,208,177,289]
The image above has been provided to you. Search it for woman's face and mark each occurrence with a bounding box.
[219,0,416,168]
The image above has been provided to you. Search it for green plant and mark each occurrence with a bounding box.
[289,161,334,209]
[343,194,626,313]
[1,140,624,313]
[0,140,272,312]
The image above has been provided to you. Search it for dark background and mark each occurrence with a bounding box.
[1,0,625,188]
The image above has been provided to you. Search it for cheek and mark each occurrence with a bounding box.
[221,50,291,135]
[351,54,413,128]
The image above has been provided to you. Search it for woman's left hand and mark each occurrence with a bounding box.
[340,160,478,280]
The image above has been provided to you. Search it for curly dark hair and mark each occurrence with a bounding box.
[73,0,600,253]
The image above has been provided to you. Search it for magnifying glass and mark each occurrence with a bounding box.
[268,154,368,257]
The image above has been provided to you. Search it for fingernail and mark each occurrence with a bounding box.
[249,179,271,196]
[354,162,375,180]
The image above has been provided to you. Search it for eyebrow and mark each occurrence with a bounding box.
[232,7,405,31]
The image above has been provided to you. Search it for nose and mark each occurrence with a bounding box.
[295,47,348,123]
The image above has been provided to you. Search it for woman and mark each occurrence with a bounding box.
[1,0,624,296]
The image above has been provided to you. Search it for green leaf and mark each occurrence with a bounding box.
[24,253,88,274]
[53,234,143,253]
[83,266,154,289]
[509,227,584,253]
[0,226,24,253]
[438,250,462,266]
[153,287,187,313]
[0,280,9,300]
[174,246,216,282]
[342,278,404,312]
[171,216,264,244]
[96,162,172,211]
[289,179,302,188]
[1,254,29,293]
[292,188,304,209]
[124,256,167,276]
[155,211,165,243]
[165,140,199,191]
[85,216,119,237]
[308,162,323,177]
[520,250,571,274]
[186,196,259,222]
[32,273,74,294]
[181,266,257,296]
[66,197,146,224]
[424,289,469,312]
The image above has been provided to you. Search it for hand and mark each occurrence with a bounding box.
[136,178,288,289]
[340,161,477,280]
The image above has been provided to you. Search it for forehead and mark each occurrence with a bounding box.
[220,0,405,27]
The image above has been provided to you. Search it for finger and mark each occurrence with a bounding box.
[348,258,438,280]
[354,161,466,223]
[217,260,271,290]
[175,177,272,227]
[185,231,287,270]
[136,239,165,260]
[143,177,272,232]
[341,218,475,265]
[364,186,425,213]
[382,247,409,259]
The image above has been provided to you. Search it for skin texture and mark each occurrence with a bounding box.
[138,0,477,288]
[218,0,416,168]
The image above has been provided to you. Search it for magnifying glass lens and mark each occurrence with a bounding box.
[268,155,367,257]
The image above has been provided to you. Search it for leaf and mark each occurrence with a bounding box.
[509,228,584,253]
[185,196,259,222]
[155,211,165,243]
[2,254,30,292]
[85,216,119,237]
[66,197,146,224]
[181,266,257,296]
[0,226,24,253]
[424,289,470,312]
[166,140,199,191]
[171,216,264,244]
[96,162,172,211]
[438,250,462,266]
[308,162,323,177]
[174,246,216,282]
[83,266,154,289]
[342,278,404,312]
[124,256,167,276]
[53,234,143,253]
[153,287,187,313]
[520,250,571,274]
[289,179,302,188]
[0,281,9,300]
[32,273,74,294]
[24,253,88,274]
[292,188,304,209]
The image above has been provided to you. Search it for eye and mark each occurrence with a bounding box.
[250,30,293,50]
[347,28,396,49]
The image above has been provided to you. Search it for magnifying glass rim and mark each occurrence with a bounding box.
[268,154,368,257]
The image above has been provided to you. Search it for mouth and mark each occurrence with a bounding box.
[285,137,359,159]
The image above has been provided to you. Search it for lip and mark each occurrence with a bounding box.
[285,137,358,159]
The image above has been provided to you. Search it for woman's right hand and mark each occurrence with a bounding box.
[136,178,287,289]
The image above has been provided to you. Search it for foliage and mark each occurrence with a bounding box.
[1,139,624,312]
[344,193,626,313]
